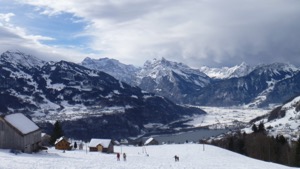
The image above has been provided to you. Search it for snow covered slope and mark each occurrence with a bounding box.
[0,50,45,68]
[242,95,300,141]
[246,96,300,140]
[0,144,293,169]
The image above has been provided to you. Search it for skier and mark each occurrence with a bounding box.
[123,153,127,161]
[174,155,179,162]
[117,153,120,161]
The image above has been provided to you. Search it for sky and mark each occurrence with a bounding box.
[0,0,300,68]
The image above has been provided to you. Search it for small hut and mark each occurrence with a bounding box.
[55,136,72,150]
[89,139,114,153]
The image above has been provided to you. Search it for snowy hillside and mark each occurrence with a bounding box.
[0,144,292,169]
[200,62,253,79]
[243,95,300,141]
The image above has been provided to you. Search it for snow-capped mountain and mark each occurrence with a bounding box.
[81,57,139,86]
[192,63,300,107]
[200,62,254,79]
[0,50,45,68]
[83,57,211,104]
[243,95,300,141]
[137,58,211,104]
[82,56,300,107]
[0,51,205,140]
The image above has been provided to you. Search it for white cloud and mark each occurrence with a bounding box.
[0,12,94,63]
[7,0,300,67]
[0,13,15,22]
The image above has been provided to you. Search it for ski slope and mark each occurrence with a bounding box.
[0,144,293,169]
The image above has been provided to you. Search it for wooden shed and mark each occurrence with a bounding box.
[89,138,114,153]
[55,136,72,150]
[0,113,41,153]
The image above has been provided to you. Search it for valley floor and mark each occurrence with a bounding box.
[186,106,270,128]
[0,144,294,169]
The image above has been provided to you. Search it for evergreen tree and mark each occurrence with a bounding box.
[74,142,78,149]
[252,124,258,133]
[50,121,64,145]
[295,137,300,167]
[276,135,287,145]
[258,122,265,133]
[228,137,234,151]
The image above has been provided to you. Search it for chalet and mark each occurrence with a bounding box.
[144,137,159,146]
[55,136,72,150]
[89,138,114,153]
[0,113,41,153]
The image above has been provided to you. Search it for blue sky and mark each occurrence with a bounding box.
[1,0,300,67]
[0,1,96,57]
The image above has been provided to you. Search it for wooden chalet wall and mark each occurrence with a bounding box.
[0,118,41,153]
[55,139,71,150]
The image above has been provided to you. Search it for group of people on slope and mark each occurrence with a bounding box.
[117,152,179,162]
[117,152,126,161]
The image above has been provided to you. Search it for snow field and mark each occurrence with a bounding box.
[0,144,293,169]
[186,107,270,128]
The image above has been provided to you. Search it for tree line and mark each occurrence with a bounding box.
[206,123,300,167]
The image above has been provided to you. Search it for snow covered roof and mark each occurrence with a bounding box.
[89,139,112,148]
[4,113,39,135]
[55,136,70,145]
[144,137,154,145]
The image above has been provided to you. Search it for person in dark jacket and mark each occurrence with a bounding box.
[117,153,120,161]
[123,153,127,161]
[174,155,179,162]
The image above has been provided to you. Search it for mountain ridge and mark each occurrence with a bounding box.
[82,56,300,107]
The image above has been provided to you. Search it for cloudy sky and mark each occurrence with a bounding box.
[0,0,300,68]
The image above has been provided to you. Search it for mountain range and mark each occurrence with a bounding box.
[82,57,300,107]
[2,50,300,140]
[0,51,205,140]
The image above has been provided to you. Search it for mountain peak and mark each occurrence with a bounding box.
[200,62,253,79]
[0,50,45,68]
[251,62,298,78]
[81,57,139,86]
